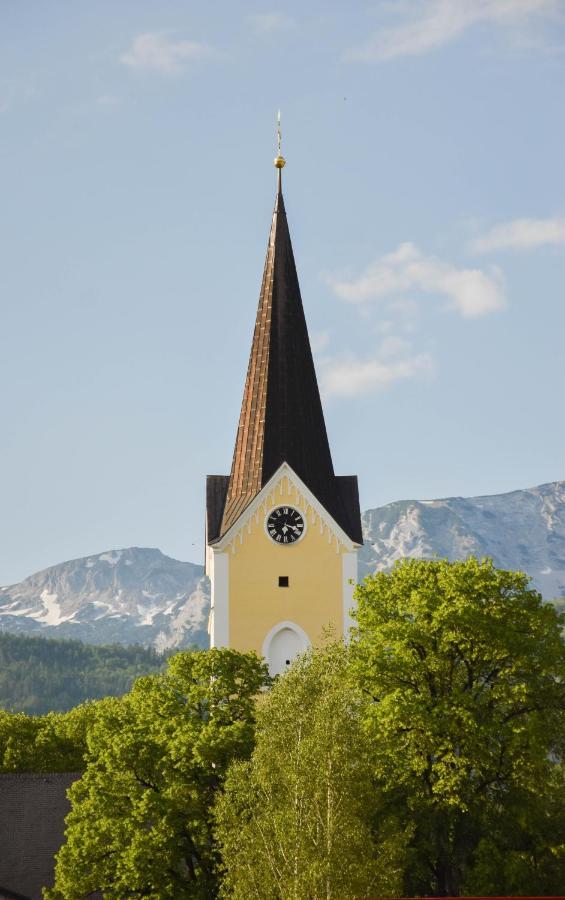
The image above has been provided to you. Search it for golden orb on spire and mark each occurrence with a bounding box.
[274,154,286,169]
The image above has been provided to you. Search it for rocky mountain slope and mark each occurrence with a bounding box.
[360,481,565,600]
[0,548,208,651]
[0,482,562,650]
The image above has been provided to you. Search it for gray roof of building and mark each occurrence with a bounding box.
[0,888,30,900]
[0,772,80,900]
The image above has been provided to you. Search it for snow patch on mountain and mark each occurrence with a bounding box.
[153,579,209,653]
[99,551,122,565]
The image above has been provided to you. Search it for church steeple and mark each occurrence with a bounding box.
[205,127,362,663]
[219,144,339,535]
[207,134,362,546]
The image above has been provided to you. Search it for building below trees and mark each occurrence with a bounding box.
[0,773,80,900]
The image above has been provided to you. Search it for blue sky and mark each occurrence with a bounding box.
[1,0,564,584]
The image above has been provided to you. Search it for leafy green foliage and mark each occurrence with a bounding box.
[215,643,406,899]
[462,765,565,895]
[0,702,104,772]
[0,631,168,714]
[3,559,564,898]
[553,596,565,621]
[46,648,269,900]
[352,557,565,896]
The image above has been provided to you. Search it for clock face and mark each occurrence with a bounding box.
[266,506,305,544]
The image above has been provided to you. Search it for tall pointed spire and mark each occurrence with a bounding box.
[211,126,362,544]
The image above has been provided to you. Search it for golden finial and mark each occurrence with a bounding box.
[274,110,286,169]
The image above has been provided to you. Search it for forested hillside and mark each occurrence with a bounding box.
[0,632,169,714]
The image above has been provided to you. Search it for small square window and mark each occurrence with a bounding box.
[278,576,289,587]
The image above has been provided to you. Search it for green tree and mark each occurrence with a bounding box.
[352,557,565,896]
[47,648,268,900]
[0,702,98,772]
[215,643,406,899]
[462,763,565,894]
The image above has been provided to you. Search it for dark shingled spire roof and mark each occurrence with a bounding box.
[208,174,362,546]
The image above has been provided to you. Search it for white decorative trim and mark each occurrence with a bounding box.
[262,620,311,667]
[213,463,360,553]
[342,551,358,641]
[209,551,229,648]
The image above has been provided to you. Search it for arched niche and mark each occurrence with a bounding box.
[262,621,311,677]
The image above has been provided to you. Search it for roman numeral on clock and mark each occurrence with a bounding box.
[266,506,305,544]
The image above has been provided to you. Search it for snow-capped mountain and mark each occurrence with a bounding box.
[0,548,208,652]
[360,481,565,600]
[0,482,563,650]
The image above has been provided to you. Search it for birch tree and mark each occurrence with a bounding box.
[215,643,405,899]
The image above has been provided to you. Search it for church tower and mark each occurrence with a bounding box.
[206,138,362,675]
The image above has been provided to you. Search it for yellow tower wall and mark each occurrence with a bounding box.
[217,474,353,656]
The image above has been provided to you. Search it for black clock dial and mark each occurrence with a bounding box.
[266,506,305,544]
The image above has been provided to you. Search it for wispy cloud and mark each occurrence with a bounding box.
[328,242,506,318]
[0,77,39,114]
[311,330,330,354]
[320,337,435,398]
[344,0,561,63]
[120,32,216,74]
[248,12,295,34]
[469,216,565,252]
[96,94,121,108]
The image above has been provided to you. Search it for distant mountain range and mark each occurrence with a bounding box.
[0,548,209,652]
[1,482,563,650]
[359,481,565,600]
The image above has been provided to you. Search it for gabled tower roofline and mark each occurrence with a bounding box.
[209,136,362,546]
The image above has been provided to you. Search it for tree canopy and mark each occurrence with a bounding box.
[47,648,269,899]
[4,557,564,898]
[351,556,565,896]
[215,643,406,899]
[0,702,100,772]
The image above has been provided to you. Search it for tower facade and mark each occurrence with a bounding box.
[206,155,362,675]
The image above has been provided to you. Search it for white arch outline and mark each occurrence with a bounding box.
[262,620,311,666]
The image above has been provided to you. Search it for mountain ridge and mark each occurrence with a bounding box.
[1,481,563,649]
[0,547,209,651]
[359,480,565,600]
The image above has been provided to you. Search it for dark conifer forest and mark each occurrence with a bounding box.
[0,632,168,714]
